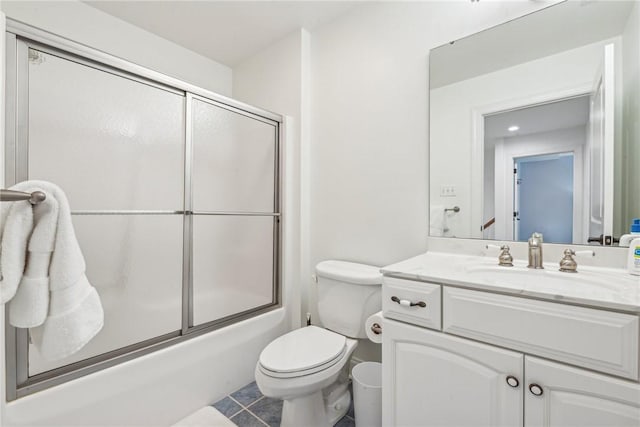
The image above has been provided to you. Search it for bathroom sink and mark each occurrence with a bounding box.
[463,264,636,294]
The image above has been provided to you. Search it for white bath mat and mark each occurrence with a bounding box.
[171,406,236,427]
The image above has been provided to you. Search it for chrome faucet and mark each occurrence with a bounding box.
[528,232,544,269]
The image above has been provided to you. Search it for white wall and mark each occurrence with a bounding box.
[0,2,294,426]
[232,28,311,327]
[622,1,640,228]
[431,39,610,239]
[309,1,555,362]
[0,0,232,96]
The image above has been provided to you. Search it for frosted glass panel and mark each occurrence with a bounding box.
[28,215,183,375]
[28,49,185,211]
[192,215,274,326]
[192,99,276,212]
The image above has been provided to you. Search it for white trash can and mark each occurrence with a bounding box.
[352,361,382,427]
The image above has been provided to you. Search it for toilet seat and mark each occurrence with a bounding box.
[258,326,347,379]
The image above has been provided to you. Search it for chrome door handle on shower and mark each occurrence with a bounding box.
[391,296,426,308]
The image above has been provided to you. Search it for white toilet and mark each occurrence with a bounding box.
[255,260,382,427]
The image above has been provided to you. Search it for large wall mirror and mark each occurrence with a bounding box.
[429,0,639,247]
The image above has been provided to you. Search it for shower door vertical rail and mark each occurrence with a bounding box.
[4,30,20,403]
[4,34,32,401]
[182,93,194,334]
[273,123,282,310]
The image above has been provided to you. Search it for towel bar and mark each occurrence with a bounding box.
[0,189,46,205]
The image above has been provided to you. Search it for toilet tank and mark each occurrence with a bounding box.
[316,260,382,339]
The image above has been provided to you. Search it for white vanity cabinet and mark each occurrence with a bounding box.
[525,357,640,427]
[383,319,523,427]
[382,277,640,427]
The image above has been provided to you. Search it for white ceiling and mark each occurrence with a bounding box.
[84,1,359,67]
[485,95,590,142]
[430,1,635,89]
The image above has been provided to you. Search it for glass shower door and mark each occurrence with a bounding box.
[5,37,281,398]
[190,97,278,326]
[25,48,185,375]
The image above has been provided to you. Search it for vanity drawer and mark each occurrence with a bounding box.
[383,277,441,330]
[443,287,639,380]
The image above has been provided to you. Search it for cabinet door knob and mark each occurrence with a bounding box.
[506,375,519,388]
[390,296,426,308]
[529,383,543,396]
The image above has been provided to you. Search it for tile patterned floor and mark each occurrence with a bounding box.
[213,381,355,427]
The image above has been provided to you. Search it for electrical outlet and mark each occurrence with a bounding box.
[440,185,456,197]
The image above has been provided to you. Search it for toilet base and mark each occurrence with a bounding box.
[279,368,351,427]
[323,375,351,425]
[281,390,329,427]
[280,386,350,427]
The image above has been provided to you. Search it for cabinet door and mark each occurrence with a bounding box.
[383,319,523,427]
[525,357,640,427]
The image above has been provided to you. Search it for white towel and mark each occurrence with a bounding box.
[10,190,59,327]
[1,181,104,360]
[429,205,447,237]
[0,202,33,303]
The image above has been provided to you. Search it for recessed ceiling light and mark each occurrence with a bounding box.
[508,125,519,132]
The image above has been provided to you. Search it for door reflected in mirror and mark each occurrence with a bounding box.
[483,95,596,245]
[429,1,639,246]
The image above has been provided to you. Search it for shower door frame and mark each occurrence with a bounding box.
[3,19,283,400]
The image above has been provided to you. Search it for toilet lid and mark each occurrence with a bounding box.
[259,326,346,374]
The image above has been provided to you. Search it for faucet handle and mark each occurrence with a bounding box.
[498,245,514,267]
[559,249,578,273]
[485,243,510,251]
[486,244,513,267]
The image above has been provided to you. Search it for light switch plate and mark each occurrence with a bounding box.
[440,185,456,197]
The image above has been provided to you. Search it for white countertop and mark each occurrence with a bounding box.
[382,252,640,313]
